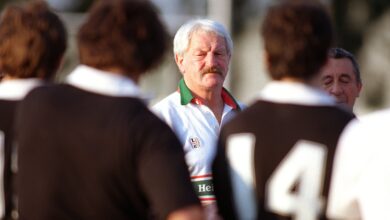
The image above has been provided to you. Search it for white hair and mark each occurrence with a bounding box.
[173,19,233,57]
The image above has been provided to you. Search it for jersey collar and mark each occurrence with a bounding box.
[66,65,143,98]
[259,81,336,106]
[0,78,43,100]
[178,78,240,110]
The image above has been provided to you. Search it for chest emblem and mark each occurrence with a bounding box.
[189,137,201,149]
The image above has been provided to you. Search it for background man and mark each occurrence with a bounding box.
[0,1,67,219]
[212,1,355,219]
[16,1,203,219]
[153,19,243,219]
[317,47,362,112]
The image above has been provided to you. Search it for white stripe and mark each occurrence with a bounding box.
[227,133,257,219]
[0,131,5,217]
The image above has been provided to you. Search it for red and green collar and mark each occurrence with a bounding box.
[178,78,240,110]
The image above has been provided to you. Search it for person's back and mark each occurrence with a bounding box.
[327,110,390,219]
[213,95,354,219]
[0,1,66,218]
[17,83,196,219]
[212,1,355,219]
[16,1,203,219]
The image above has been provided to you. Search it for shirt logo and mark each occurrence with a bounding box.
[191,174,215,203]
[189,137,201,149]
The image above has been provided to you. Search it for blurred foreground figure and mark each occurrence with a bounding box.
[16,1,203,219]
[327,111,390,218]
[317,47,362,112]
[0,1,66,219]
[212,1,355,219]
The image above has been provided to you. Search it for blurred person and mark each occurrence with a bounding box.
[317,47,362,112]
[152,19,243,219]
[0,1,67,219]
[16,1,203,220]
[212,1,355,219]
[327,114,390,218]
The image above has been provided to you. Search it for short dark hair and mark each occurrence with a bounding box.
[328,47,361,83]
[262,0,333,80]
[77,0,169,78]
[0,1,67,79]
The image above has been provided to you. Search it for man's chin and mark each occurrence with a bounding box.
[336,102,353,111]
[202,79,224,89]
[204,72,223,77]
[203,74,224,83]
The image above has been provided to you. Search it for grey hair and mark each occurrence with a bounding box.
[173,19,233,57]
[328,47,361,84]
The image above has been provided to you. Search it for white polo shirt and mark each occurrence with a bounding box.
[327,109,390,220]
[152,78,243,204]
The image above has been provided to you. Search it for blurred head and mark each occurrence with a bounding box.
[173,19,232,94]
[318,48,362,110]
[0,1,67,80]
[262,0,333,81]
[78,0,168,80]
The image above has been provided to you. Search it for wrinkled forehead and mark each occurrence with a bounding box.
[322,58,356,76]
[189,28,228,47]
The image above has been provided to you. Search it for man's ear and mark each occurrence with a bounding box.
[175,53,185,74]
[357,82,363,97]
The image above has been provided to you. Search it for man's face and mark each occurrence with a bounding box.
[319,58,362,110]
[176,29,230,93]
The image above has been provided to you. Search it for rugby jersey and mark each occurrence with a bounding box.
[16,65,200,220]
[213,81,354,220]
[152,78,243,204]
[0,79,43,219]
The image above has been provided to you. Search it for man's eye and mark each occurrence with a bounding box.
[215,50,227,56]
[340,76,351,84]
[194,53,205,57]
[322,79,332,86]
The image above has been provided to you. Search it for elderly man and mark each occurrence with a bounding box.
[153,19,243,219]
[318,47,362,111]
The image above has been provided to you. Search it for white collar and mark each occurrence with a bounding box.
[258,81,336,106]
[66,65,142,98]
[0,78,43,100]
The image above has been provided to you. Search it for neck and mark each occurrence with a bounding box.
[1,74,16,81]
[192,87,225,124]
[279,77,305,82]
[98,66,139,83]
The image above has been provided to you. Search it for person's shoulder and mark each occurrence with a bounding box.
[23,83,58,100]
[320,104,356,124]
[236,101,247,111]
[221,101,263,133]
[358,109,390,124]
[341,109,390,145]
[21,83,78,108]
[347,109,390,134]
[152,92,181,114]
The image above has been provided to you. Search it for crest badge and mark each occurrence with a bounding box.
[189,137,201,149]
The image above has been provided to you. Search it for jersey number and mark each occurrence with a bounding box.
[266,140,328,220]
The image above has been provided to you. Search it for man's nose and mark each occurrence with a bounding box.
[205,53,218,66]
[329,83,343,95]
